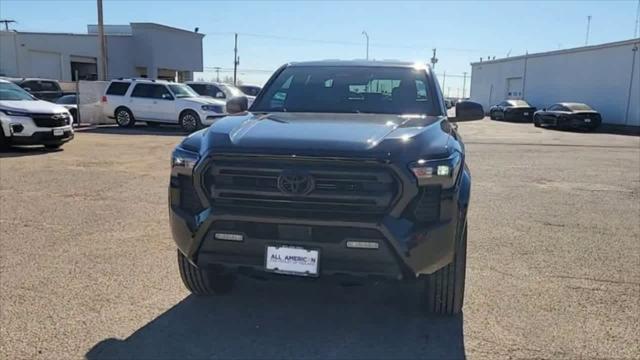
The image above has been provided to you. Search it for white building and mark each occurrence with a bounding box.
[469,39,640,127]
[0,23,204,82]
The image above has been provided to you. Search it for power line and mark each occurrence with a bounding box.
[203,30,493,53]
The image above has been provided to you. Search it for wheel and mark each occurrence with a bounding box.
[179,110,202,133]
[177,250,234,295]
[69,108,79,125]
[423,222,467,315]
[115,107,135,128]
[489,111,496,120]
[533,115,541,127]
[44,143,62,150]
[0,126,8,150]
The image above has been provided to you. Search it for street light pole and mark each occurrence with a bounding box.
[361,31,369,60]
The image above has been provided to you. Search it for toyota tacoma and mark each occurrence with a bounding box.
[169,60,483,314]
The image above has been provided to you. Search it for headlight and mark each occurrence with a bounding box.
[0,109,30,117]
[409,152,462,188]
[201,104,224,113]
[171,147,199,171]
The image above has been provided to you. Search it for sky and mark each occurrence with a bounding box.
[1,0,639,95]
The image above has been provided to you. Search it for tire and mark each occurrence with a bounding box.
[44,143,62,150]
[179,110,202,133]
[68,108,78,125]
[423,222,467,315]
[533,116,541,127]
[177,250,234,295]
[0,126,8,150]
[115,107,135,128]
[489,111,496,120]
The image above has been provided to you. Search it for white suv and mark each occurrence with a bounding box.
[0,79,74,150]
[185,81,255,107]
[101,79,226,132]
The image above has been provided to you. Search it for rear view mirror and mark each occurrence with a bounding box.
[215,92,225,99]
[226,96,249,114]
[449,101,484,122]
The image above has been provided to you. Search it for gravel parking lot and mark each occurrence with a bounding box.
[1,119,639,359]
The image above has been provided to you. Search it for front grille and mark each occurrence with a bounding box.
[204,157,399,218]
[31,113,70,127]
[210,220,384,243]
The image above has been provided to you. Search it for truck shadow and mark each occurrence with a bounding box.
[85,277,465,359]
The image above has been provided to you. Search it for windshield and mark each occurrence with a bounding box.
[566,103,593,111]
[0,82,36,101]
[56,95,76,104]
[508,100,531,107]
[252,66,436,115]
[220,84,244,97]
[168,84,198,98]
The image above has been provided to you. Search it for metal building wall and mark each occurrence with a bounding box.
[470,39,640,126]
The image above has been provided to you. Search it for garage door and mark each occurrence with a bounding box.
[506,77,523,99]
[29,50,62,79]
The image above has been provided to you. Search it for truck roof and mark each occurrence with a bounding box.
[288,59,427,68]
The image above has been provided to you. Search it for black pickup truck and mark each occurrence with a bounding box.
[169,60,484,315]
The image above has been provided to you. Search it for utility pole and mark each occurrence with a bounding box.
[233,33,239,86]
[0,19,16,31]
[430,48,438,69]
[441,71,446,92]
[462,72,467,99]
[96,0,108,80]
[361,31,369,60]
[213,67,221,82]
[585,15,592,46]
[634,0,640,38]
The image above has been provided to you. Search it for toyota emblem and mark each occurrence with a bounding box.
[277,171,314,196]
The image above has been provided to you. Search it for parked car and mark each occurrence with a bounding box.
[55,94,78,124]
[237,84,262,97]
[489,100,536,122]
[101,79,226,132]
[169,60,485,315]
[185,81,256,106]
[6,78,64,102]
[534,102,602,131]
[0,79,74,149]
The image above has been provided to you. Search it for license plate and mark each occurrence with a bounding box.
[265,246,319,277]
[584,118,591,123]
[53,129,64,136]
[523,112,529,116]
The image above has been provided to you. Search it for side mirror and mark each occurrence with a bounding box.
[215,91,225,99]
[543,108,547,111]
[449,101,484,122]
[226,96,249,114]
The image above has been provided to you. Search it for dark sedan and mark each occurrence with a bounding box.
[489,100,536,122]
[533,102,601,131]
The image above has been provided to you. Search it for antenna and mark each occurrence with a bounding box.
[585,15,592,46]
[0,19,16,31]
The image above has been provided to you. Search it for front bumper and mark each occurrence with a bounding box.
[7,130,74,145]
[169,160,470,280]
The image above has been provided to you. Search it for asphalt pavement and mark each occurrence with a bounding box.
[1,119,638,359]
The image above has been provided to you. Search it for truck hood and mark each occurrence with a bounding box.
[199,112,452,159]
[0,100,69,114]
